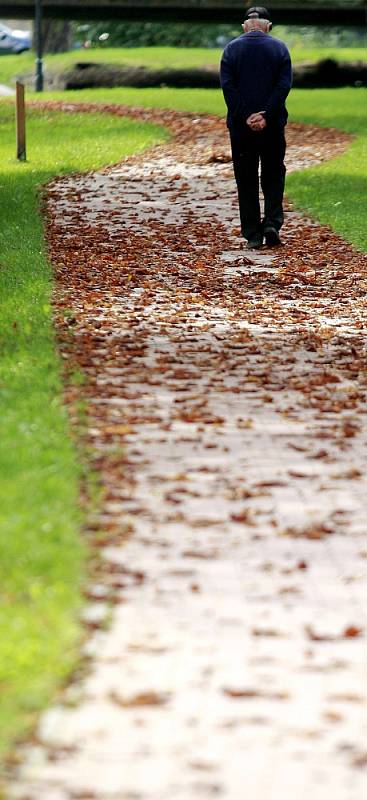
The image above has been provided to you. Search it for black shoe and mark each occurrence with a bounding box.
[247,236,263,250]
[264,226,282,247]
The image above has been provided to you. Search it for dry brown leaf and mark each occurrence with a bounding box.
[109,690,169,708]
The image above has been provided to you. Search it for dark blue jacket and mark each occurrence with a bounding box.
[220,31,292,131]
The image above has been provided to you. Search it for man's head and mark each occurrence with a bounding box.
[242,6,272,34]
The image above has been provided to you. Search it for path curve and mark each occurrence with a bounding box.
[8,107,367,800]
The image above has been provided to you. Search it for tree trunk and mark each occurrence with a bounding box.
[34,19,73,54]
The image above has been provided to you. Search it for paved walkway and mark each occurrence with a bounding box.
[9,108,367,799]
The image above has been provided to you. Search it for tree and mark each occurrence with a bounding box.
[33,19,74,54]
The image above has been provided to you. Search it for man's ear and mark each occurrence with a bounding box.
[268,22,273,30]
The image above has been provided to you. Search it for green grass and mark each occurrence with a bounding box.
[286,88,367,250]
[40,85,228,114]
[290,45,367,63]
[1,44,367,87]
[0,48,222,85]
[0,102,167,763]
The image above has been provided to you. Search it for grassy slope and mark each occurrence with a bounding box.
[287,89,367,250]
[1,44,367,85]
[0,102,167,761]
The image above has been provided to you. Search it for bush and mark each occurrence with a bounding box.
[76,21,367,50]
[76,21,240,49]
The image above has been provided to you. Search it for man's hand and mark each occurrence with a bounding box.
[246,112,267,132]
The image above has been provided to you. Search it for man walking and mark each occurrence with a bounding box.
[220,6,292,249]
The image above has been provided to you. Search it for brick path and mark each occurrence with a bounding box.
[9,111,367,799]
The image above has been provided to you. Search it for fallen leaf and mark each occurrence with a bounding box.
[109,690,169,707]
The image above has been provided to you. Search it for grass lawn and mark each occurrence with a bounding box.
[286,89,367,251]
[0,101,167,765]
[1,44,367,87]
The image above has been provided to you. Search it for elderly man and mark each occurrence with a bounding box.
[220,6,292,249]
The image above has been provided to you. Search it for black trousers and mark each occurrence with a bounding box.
[230,125,286,241]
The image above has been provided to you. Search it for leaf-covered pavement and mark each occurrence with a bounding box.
[9,106,367,799]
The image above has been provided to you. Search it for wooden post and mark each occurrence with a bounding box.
[16,82,26,162]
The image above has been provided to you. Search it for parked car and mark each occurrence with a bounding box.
[0,23,31,54]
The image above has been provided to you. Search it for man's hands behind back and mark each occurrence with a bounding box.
[246,112,267,132]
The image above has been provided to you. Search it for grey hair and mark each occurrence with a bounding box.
[243,18,270,31]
